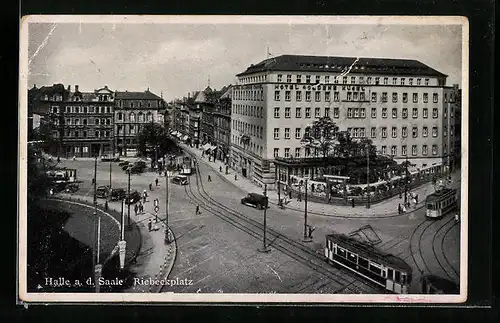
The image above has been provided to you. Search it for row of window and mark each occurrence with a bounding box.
[65,130,112,138]
[272,144,445,158]
[233,89,265,101]
[232,120,264,139]
[52,106,113,114]
[276,74,431,86]
[273,90,441,103]
[270,106,451,120]
[64,118,112,126]
[231,135,264,156]
[233,104,264,118]
[116,101,157,108]
[116,112,154,122]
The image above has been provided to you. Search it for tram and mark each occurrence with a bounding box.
[179,156,193,175]
[425,188,458,218]
[324,233,412,294]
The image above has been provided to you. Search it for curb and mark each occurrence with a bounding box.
[149,227,178,293]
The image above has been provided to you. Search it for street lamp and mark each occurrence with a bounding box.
[92,155,102,293]
[303,179,312,242]
[126,167,131,230]
[258,184,271,253]
[164,169,171,244]
[366,142,371,209]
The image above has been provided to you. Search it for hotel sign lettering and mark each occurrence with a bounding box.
[274,84,365,92]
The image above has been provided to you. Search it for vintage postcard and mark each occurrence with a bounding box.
[18,15,468,303]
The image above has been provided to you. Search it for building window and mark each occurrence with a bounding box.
[392,93,398,103]
[444,144,447,154]
[382,108,387,118]
[422,145,428,156]
[130,113,135,122]
[409,78,413,86]
[295,148,301,158]
[391,145,397,156]
[392,127,397,138]
[305,91,311,102]
[412,108,418,118]
[423,126,428,137]
[402,126,408,138]
[371,127,376,138]
[444,107,448,118]
[343,76,347,84]
[353,92,359,101]
[305,147,311,157]
[381,146,387,155]
[130,125,135,134]
[425,78,430,86]
[401,78,405,85]
[274,148,279,157]
[371,107,376,118]
[74,118,80,125]
[374,77,379,85]
[83,118,87,125]
[413,93,418,103]
[381,92,387,102]
[285,91,291,101]
[333,107,339,118]
[381,127,387,138]
[296,91,302,101]
[95,118,99,125]
[325,76,330,83]
[274,91,280,101]
[444,126,447,137]
[451,125,454,136]
[412,126,418,138]
[325,107,330,117]
[296,75,302,83]
[360,108,366,118]
[296,107,302,118]
[423,108,428,118]
[138,112,144,122]
[392,108,398,118]
[401,145,407,156]
[432,108,439,118]
[347,92,352,101]
[305,107,311,118]
[334,92,339,102]
[392,78,397,85]
[295,128,301,139]
[315,75,321,83]
[433,93,438,103]
[347,108,353,118]
[417,78,421,86]
[277,74,283,82]
[287,75,292,83]
[432,126,438,137]
[306,75,311,83]
[412,145,417,156]
[325,92,331,102]
[353,108,359,118]
[423,93,428,103]
[315,91,320,102]
[284,128,290,139]
[274,107,280,118]
[403,93,408,103]
[118,112,123,121]
[284,148,290,158]
[315,107,321,118]
[284,107,291,118]
[334,76,339,84]
[274,128,279,139]
[432,144,438,155]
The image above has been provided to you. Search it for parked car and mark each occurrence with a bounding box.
[118,161,130,167]
[109,188,126,201]
[96,186,110,198]
[101,155,120,162]
[124,190,141,205]
[171,175,188,185]
[129,164,145,174]
[241,193,269,209]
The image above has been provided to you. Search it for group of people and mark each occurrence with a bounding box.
[397,192,419,214]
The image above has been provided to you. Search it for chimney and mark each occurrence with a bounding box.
[67,85,71,92]
[75,85,79,92]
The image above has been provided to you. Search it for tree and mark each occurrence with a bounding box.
[136,122,177,168]
[300,116,339,175]
[32,119,60,155]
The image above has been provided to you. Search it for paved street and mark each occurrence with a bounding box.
[54,153,461,294]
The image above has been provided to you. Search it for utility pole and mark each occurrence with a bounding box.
[92,155,102,293]
[404,155,409,206]
[303,179,312,242]
[276,165,281,206]
[109,159,112,190]
[366,142,371,209]
[127,168,131,229]
[258,184,271,253]
[164,169,171,244]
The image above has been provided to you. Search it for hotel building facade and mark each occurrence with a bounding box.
[230,55,460,188]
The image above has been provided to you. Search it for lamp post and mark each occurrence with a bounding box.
[92,155,102,293]
[303,179,312,242]
[366,142,371,209]
[276,164,281,206]
[258,184,271,253]
[404,154,409,206]
[164,169,170,244]
[126,168,131,230]
[109,159,112,190]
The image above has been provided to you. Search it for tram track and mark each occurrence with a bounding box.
[184,158,380,294]
[431,217,458,282]
[440,221,460,279]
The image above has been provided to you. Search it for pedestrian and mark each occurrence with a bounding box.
[49,188,54,195]
[196,205,201,215]
[149,183,153,191]
[220,166,222,172]
[351,198,355,208]
[398,203,402,214]
[298,193,302,202]
[140,202,144,214]
[143,190,147,203]
[412,198,417,208]
[399,191,402,199]
[73,155,76,161]
[104,200,108,211]
[148,219,152,232]
[155,178,159,186]
[225,165,229,174]
[403,205,407,213]
[208,175,212,182]
[234,174,237,181]
[57,156,60,163]
[289,190,292,200]
[134,203,138,215]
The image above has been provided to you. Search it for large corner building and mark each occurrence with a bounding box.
[230,54,461,188]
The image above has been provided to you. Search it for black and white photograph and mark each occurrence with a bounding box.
[18,15,468,303]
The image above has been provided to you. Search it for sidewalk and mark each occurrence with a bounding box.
[59,192,177,293]
[180,143,460,218]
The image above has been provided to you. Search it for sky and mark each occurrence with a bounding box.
[27,20,463,102]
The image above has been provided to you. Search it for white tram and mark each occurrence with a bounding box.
[324,233,412,294]
[425,188,458,218]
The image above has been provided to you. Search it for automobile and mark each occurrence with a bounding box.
[134,161,147,168]
[118,161,130,167]
[101,155,120,162]
[129,164,145,174]
[241,193,269,210]
[64,183,79,193]
[96,185,110,198]
[109,188,126,201]
[124,190,141,205]
[171,175,188,185]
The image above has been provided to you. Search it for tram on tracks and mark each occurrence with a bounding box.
[425,188,458,219]
[324,232,412,294]
[179,156,193,175]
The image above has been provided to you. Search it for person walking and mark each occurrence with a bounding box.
[208,175,212,182]
[403,204,407,213]
[195,205,201,215]
[143,190,147,203]
[139,202,144,214]
[351,198,355,208]
[148,219,152,232]
[234,174,237,181]
[398,203,402,215]
[155,178,159,186]
[219,166,222,172]
[289,190,292,200]
[149,183,153,191]
[298,193,302,202]
[134,203,138,216]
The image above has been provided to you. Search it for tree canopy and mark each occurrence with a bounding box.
[136,122,178,164]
